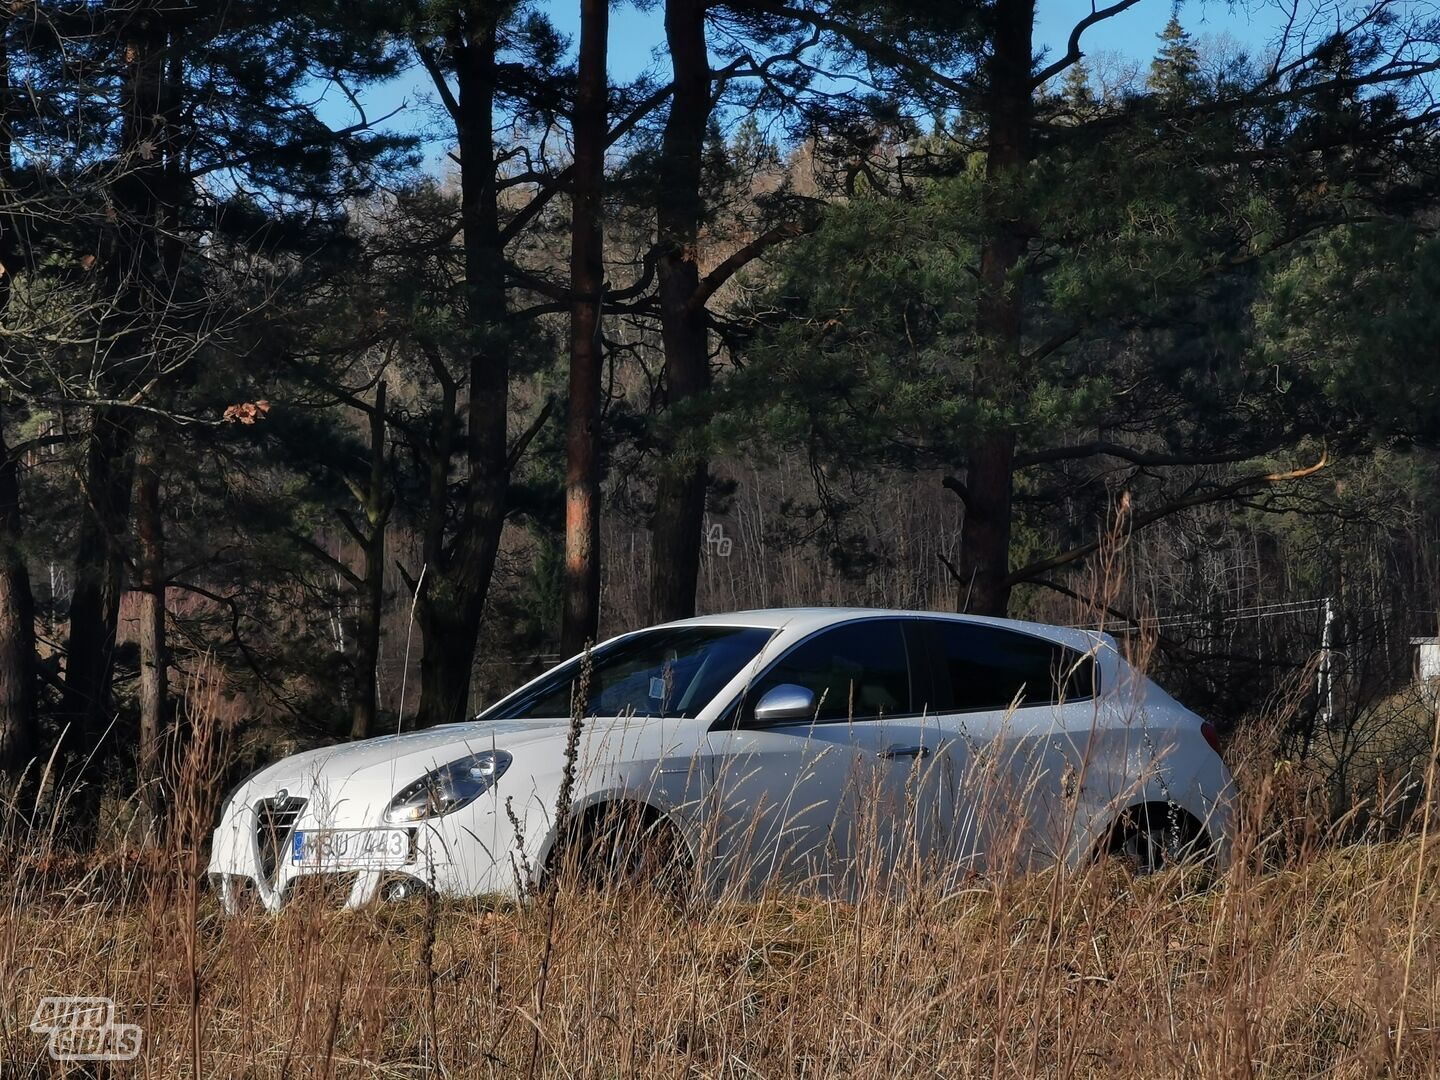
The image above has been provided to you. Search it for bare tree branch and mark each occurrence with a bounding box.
[1032,0,1147,88]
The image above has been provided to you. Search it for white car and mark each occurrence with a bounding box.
[208,608,1235,911]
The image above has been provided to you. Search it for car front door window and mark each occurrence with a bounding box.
[745,621,912,723]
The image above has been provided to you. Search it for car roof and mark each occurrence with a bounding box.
[659,607,1115,654]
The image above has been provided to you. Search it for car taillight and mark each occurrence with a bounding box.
[1200,720,1222,757]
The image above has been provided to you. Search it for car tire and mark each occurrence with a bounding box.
[554,804,691,899]
[1106,802,1212,877]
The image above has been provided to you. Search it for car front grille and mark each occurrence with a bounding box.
[254,796,306,884]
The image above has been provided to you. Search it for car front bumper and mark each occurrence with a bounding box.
[206,790,535,913]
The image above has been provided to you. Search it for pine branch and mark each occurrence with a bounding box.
[414,41,462,124]
[688,220,811,313]
[1014,441,1270,470]
[941,475,971,506]
[499,81,675,247]
[293,534,364,588]
[1002,451,1331,588]
[506,395,556,475]
[744,0,971,99]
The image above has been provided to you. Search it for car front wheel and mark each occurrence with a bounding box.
[551,805,691,898]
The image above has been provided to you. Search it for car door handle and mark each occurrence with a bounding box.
[877,745,930,760]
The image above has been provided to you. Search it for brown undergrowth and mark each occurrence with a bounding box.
[4,604,1440,1077]
[3,798,1440,1077]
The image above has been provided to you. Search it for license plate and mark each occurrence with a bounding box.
[291,828,414,869]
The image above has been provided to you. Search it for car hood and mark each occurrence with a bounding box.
[230,714,700,816]
[245,719,568,788]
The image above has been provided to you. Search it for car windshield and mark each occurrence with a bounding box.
[481,625,776,721]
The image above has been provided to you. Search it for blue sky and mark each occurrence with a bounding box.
[546,1,1290,81]
[330,1,1293,168]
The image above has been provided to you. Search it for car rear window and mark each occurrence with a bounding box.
[931,622,1095,712]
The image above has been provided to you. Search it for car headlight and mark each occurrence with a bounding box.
[383,750,513,823]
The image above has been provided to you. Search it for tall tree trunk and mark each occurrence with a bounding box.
[416,609,479,727]
[560,0,609,655]
[0,425,35,778]
[133,35,185,820]
[413,8,512,728]
[351,381,388,740]
[64,418,135,747]
[64,5,166,820]
[0,13,37,780]
[134,427,166,819]
[956,434,1016,614]
[649,0,711,624]
[955,0,1033,617]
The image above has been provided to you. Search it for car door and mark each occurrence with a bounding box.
[699,618,950,897]
[916,619,1102,878]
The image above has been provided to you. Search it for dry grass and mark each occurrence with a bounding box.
[5,630,1440,1077]
[2,793,1440,1077]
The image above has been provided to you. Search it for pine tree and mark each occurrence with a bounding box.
[1147,15,1204,104]
[403,1,552,726]
[560,0,609,655]
[1059,58,1097,118]
[726,0,1440,617]
[648,0,715,625]
[642,0,816,623]
[0,0,409,816]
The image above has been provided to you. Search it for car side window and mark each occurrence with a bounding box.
[932,622,1095,712]
[748,620,912,723]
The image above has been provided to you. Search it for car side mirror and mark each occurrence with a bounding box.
[752,683,816,724]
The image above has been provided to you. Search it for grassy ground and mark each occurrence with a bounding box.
[2,830,1439,1078]
[5,663,1439,1078]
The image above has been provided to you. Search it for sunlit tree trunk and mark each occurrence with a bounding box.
[560,0,609,654]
